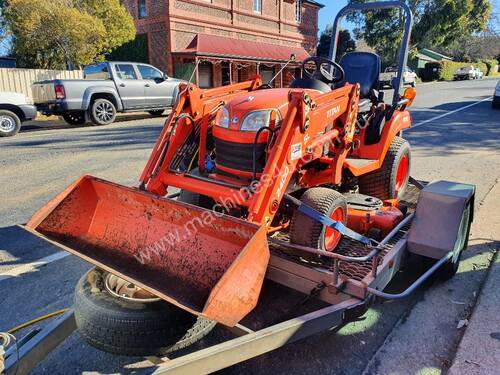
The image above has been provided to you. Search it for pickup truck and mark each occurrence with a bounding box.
[0,92,37,137]
[453,66,483,80]
[32,62,184,126]
[379,66,417,88]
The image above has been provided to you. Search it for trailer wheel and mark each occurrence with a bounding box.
[290,188,348,252]
[89,98,116,126]
[74,268,216,356]
[358,136,411,200]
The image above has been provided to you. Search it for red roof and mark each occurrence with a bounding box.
[175,34,310,63]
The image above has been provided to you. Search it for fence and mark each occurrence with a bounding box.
[0,68,83,99]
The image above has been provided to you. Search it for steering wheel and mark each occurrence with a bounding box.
[302,56,345,84]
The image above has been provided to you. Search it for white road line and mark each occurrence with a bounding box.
[0,251,69,282]
[411,97,491,129]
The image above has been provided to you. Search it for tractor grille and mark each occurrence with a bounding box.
[215,138,267,173]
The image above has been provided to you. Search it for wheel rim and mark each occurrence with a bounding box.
[395,154,409,193]
[324,207,345,251]
[96,102,114,122]
[105,273,160,303]
[0,115,16,132]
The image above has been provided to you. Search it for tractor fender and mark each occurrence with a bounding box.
[356,110,412,162]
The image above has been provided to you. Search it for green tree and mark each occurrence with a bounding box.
[4,0,135,69]
[317,27,356,60]
[348,0,492,66]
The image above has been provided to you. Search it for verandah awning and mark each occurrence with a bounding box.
[174,34,310,63]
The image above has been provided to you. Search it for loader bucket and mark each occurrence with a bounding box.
[26,175,269,326]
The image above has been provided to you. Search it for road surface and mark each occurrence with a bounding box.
[0,78,499,374]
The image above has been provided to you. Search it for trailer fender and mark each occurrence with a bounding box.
[407,180,475,261]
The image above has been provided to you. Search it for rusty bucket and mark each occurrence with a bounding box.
[26,175,269,326]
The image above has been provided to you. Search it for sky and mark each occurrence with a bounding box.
[317,0,348,33]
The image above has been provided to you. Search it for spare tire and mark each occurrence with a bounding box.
[74,268,216,356]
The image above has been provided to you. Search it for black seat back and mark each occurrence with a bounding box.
[339,52,381,98]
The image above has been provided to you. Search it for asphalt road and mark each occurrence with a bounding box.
[0,77,499,374]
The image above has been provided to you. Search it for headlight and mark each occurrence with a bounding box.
[215,107,230,128]
[240,110,272,132]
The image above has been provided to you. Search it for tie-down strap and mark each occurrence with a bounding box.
[285,194,375,247]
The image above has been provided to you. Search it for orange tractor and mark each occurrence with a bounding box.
[12,2,473,373]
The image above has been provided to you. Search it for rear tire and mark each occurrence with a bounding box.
[149,110,165,117]
[0,110,21,137]
[74,268,216,356]
[89,98,116,126]
[62,112,86,126]
[358,136,411,200]
[290,188,348,252]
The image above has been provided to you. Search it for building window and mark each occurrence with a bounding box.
[295,0,302,23]
[253,0,262,13]
[138,0,147,19]
[199,62,213,89]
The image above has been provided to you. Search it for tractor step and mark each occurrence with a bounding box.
[344,158,379,175]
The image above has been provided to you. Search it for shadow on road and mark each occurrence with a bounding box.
[408,100,500,152]
[4,124,164,151]
[21,113,168,133]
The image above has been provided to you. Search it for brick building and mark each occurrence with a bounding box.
[119,0,323,88]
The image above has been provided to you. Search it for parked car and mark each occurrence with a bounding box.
[0,92,37,137]
[32,62,184,126]
[453,66,483,80]
[474,68,484,79]
[493,80,500,109]
[379,66,417,88]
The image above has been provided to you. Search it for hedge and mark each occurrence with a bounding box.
[423,60,490,81]
[480,59,500,76]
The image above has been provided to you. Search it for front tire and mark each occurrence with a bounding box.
[74,268,216,356]
[0,110,21,137]
[290,188,348,252]
[89,98,116,126]
[358,136,411,200]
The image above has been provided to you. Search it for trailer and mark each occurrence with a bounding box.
[1,178,474,375]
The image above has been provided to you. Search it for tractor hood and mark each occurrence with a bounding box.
[221,88,322,132]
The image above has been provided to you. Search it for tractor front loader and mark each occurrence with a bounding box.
[5,2,474,374]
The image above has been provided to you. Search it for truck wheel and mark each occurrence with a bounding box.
[89,98,116,126]
[358,136,411,200]
[0,110,21,137]
[74,268,216,356]
[290,188,348,252]
[149,110,165,117]
[62,112,86,126]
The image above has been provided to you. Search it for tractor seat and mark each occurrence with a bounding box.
[339,52,381,99]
